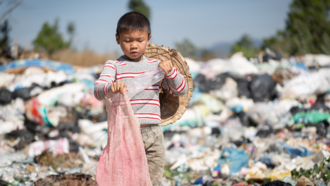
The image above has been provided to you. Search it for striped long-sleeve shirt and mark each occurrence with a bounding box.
[94,55,188,125]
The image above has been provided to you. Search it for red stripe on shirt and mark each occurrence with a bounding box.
[166,68,177,79]
[104,65,116,70]
[131,99,159,101]
[178,81,186,93]
[148,59,158,63]
[100,74,114,78]
[97,79,109,83]
[96,83,103,100]
[136,117,161,121]
[103,84,107,96]
[117,72,145,75]
[135,113,160,116]
[131,103,160,107]
[116,76,135,80]
[170,78,185,91]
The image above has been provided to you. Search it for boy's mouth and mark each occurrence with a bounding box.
[130,52,138,55]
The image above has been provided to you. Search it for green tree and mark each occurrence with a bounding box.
[33,19,73,56]
[200,49,215,61]
[261,30,290,56]
[0,20,10,50]
[231,34,259,59]
[285,0,330,55]
[175,39,197,59]
[67,22,75,46]
[175,39,215,61]
[262,0,330,55]
[128,0,150,19]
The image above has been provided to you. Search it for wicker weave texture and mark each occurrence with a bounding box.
[144,44,193,126]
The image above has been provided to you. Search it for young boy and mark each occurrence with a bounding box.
[94,12,188,185]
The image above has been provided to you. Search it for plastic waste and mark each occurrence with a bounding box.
[303,54,330,67]
[281,70,330,99]
[262,180,292,186]
[290,111,330,126]
[12,84,43,100]
[28,138,69,158]
[217,147,250,175]
[25,98,43,125]
[282,177,297,186]
[0,87,12,105]
[212,77,238,101]
[185,57,201,73]
[227,52,259,76]
[312,150,330,163]
[296,176,314,186]
[57,91,85,107]
[249,74,276,102]
[125,67,165,99]
[0,72,15,88]
[37,83,84,107]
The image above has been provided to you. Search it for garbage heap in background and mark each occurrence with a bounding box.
[1,53,330,185]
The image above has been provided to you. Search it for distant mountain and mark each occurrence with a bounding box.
[209,38,263,58]
[209,42,233,58]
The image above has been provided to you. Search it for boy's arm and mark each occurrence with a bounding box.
[94,60,116,100]
[161,67,188,96]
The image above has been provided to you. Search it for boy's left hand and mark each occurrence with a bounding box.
[158,60,173,74]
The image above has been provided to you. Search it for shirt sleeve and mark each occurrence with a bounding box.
[94,60,116,100]
[160,67,188,96]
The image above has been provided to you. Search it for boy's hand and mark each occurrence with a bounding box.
[158,60,173,74]
[111,81,127,94]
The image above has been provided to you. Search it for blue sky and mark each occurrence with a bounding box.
[2,0,291,53]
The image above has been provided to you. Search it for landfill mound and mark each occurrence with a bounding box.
[1,53,330,185]
[34,173,97,186]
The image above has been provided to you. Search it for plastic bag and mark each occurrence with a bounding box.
[125,68,165,98]
[96,68,164,186]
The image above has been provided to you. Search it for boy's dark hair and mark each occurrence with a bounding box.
[116,12,151,37]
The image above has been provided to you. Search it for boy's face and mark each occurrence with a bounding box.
[116,29,151,62]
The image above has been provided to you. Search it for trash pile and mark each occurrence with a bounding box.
[0,52,330,185]
[161,52,330,185]
[0,59,103,185]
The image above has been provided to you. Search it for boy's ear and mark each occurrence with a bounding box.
[147,34,152,45]
[115,34,120,44]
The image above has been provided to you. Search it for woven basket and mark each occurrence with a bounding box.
[144,44,193,126]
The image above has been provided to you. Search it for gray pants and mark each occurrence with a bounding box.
[140,125,165,186]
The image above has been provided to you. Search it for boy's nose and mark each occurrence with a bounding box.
[131,42,138,48]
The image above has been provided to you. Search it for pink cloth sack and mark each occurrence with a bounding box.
[96,69,165,186]
[96,92,152,186]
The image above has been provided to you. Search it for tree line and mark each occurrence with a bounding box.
[233,0,330,59]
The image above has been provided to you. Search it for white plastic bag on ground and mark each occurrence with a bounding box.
[303,54,330,67]
[185,58,201,73]
[37,83,84,106]
[281,70,330,99]
[212,78,238,101]
[28,138,69,158]
[57,91,85,107]
[203,58,228,76]
[227,52,259,76]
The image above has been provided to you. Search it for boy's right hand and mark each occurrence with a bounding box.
[111,81,127,94]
